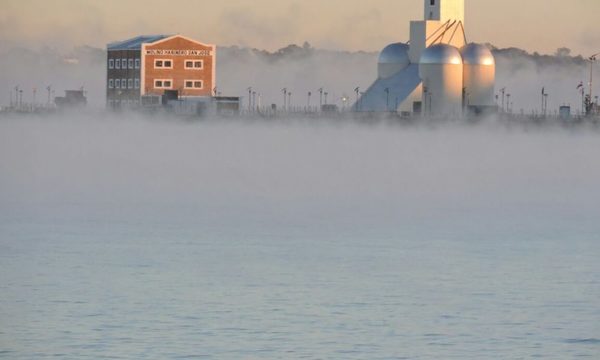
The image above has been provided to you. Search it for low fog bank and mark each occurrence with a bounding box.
[1,113,599,236]
[0,43,596,113]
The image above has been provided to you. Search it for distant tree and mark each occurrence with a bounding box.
[555,47,571,57]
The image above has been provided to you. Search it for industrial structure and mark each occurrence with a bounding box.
[106,35,217,110]
[355,0,496,116]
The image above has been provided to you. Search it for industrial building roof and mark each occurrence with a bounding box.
[107,35,171,51]
[353,64,422,112]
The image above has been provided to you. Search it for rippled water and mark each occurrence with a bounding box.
[1,117,599,359]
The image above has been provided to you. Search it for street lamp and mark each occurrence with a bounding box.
[247,87,252,112]
[318,88,324,109]
[384,88,390,112]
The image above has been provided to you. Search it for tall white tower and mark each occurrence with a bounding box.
[409,0,466,63]
[424,0,465,24]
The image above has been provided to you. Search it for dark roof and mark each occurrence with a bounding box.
[107,35,171,51]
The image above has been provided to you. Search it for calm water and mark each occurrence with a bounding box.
[1,117,599,359]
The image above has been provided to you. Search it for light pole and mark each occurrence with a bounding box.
[384,87,390,112]
[307,91,311,110]
[318,88,323,109]
[288,92,292,112]
[589,54,598,103]
[247,87,252,112]
[252,91,256,111]
[500,87,506,113]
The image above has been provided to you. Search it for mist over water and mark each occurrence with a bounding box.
[0,114,599,359]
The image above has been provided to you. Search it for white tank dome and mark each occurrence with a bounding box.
[420,44,463,65]
[460,43,495,66]
[378,43,410,78]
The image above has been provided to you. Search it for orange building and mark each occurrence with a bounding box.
[107,35,216,108]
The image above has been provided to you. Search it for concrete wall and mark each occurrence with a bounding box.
[424,0,465,25]
[409,21,466,64]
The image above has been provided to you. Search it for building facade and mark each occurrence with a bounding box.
[106,35,216,109]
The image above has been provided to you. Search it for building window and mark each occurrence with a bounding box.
[430,0,435,5]
[184,80,203,89]
[135,59,140,69]
[115,59,121,69]
[122,59,127,69]
[154,79,173,89]
[128,59,134,69]
[115,79,120,89]
[185,60,203,70]
[108,79,114,88]
[122,79,127,89]
[154,59,173,69]
[135,78,140,89]
[108,59,114,69]
[128,79,133,89]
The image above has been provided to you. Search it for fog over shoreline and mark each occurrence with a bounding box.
[0,43,597,114]
[2,113,599,223]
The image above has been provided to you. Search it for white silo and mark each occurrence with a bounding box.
[378,43,410,79]
[461,43,495,107]
[419,44,463,116]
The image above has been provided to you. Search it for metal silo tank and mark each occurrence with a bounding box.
[461,43,495,107]
[378,43,410,79]
[419,44,464,116]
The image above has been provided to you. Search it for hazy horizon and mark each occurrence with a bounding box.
[1,0,599,56]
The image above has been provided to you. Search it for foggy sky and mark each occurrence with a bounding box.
[2,0,599,56]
